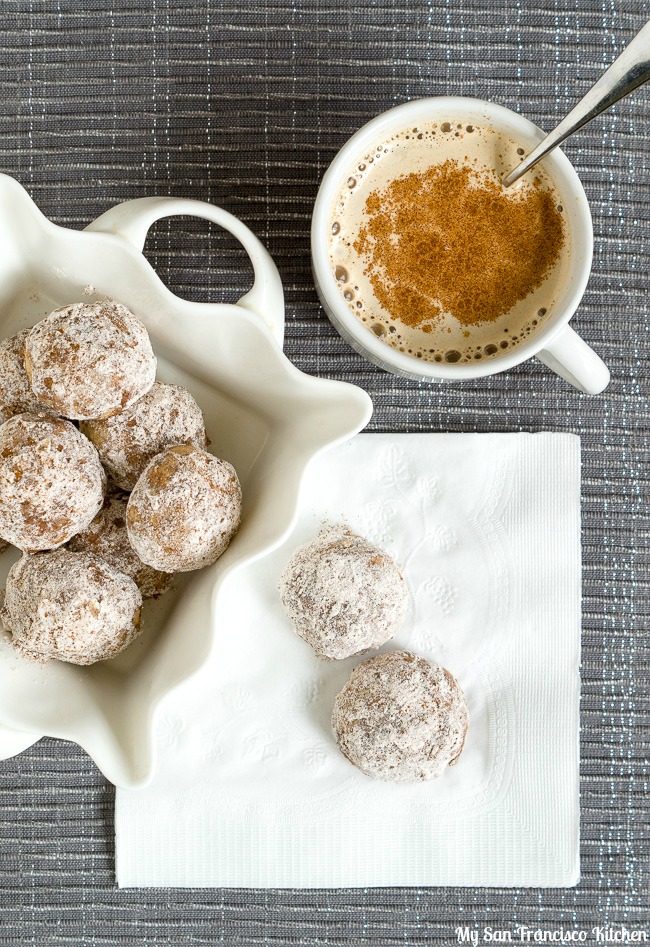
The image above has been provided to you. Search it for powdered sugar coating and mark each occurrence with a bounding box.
[1,548,143,665]
[80,381,207,490]
[0,330,56,424]
[278,528,406,660]
[332,650,469,782]
[24,300,156,420]
[69,491,172,598]
[126,444,242,572]
[0,413,106,551]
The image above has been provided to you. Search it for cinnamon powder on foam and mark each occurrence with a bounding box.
[353,160,565,331]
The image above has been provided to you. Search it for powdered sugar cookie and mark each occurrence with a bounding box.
[80,381,206,490]
[127,445,241,572]
[0,330,55,424]
[2,549,142,665]
[24,300,156,420]
[279,528,406,659]
[0,413,105,551]
[69,491,172,599]
[332,650,468,781]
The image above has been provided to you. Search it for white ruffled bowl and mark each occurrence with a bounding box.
[0,175,372,788]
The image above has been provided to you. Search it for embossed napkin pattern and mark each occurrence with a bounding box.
[116,432,581,888]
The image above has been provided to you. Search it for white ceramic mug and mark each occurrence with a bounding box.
[311,97,610,394]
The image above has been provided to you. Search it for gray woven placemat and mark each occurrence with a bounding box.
[0,0,648,944]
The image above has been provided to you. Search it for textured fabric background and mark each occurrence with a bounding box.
[0,0,648,944]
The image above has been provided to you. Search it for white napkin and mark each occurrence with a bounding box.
[115,432,581,888]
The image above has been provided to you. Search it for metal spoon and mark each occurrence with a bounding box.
[503,19,650,188]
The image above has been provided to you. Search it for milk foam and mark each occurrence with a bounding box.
[328,122,572,364]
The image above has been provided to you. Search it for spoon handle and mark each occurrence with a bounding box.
[503,19,650,187]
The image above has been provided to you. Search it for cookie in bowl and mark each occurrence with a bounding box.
[69,490,172,599]
[332,650,469,781]
[0,329,57,424]
[80,381,207,491]
[126,444,242,572]
[24,299,156,420]
[0,413,106,552]
[1,548,142,665]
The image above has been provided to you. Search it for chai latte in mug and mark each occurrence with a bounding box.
[328,121,571,365]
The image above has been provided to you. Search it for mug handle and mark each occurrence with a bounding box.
[85,196,285,347]
[536,325,610,394]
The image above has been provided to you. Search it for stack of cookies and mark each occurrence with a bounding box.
[0,300,242,666]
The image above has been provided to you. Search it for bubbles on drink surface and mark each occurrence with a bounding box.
[334,266,348,284]
[327,119,568,366]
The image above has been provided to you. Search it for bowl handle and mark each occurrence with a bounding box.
[85,197,285,347]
